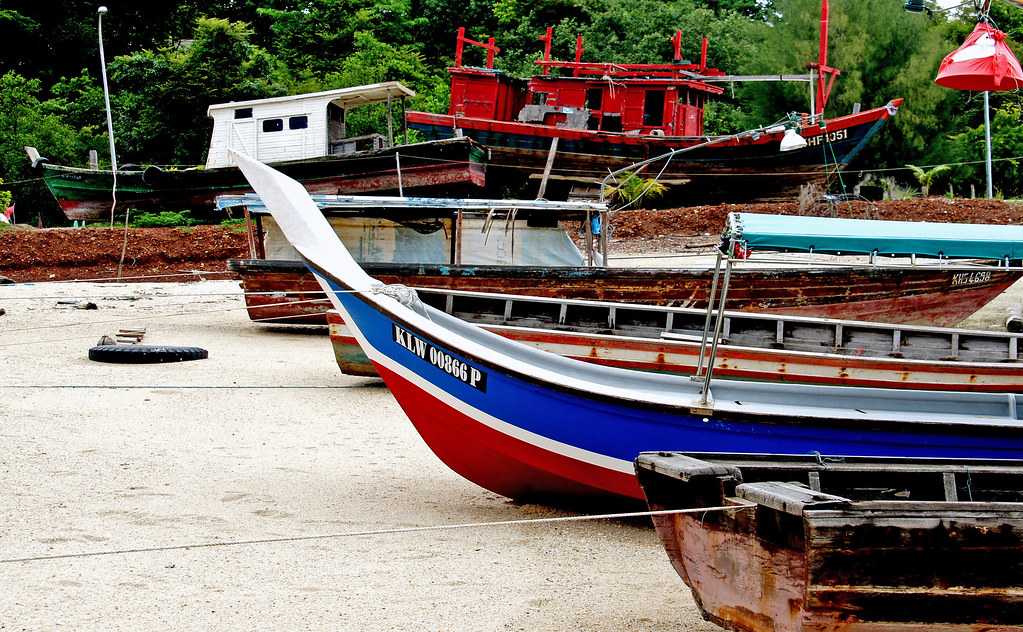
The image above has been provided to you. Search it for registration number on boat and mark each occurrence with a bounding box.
[951,271,992,287]
[393,323,488,392]
[805,129,848,147]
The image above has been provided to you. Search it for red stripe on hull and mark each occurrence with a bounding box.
[373,362,641,500]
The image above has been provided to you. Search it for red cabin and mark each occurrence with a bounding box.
[446,26,725,137]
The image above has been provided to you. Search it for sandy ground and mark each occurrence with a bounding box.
[0,280,720,631]
[3,273,1022,631]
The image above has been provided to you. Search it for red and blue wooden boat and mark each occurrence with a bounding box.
[235,152,1023,502]
[406,2,900,202]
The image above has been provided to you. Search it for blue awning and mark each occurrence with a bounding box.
[724,213,1023,260]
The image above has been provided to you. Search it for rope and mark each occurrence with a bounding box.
[0,290,331,300]
[0,297,332,336]
[0,270,236,285]
[0,504,748,564]
[3,385,354,389]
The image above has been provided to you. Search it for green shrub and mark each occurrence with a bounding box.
[131,210,198,227]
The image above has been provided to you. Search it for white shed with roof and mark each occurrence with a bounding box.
[205,82,416,169]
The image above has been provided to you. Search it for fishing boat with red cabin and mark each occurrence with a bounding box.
[406,1,900,202]
[234,153,1023,503]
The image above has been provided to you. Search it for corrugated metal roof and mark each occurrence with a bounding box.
[207,82,415,116]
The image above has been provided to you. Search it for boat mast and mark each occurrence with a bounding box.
[809,0,841,118]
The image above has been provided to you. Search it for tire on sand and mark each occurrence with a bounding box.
[88,344,208,364]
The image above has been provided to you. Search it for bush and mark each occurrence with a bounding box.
[131,210,198,227]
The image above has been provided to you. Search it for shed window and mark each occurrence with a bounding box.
[262,118,284,133]
[289,115,309,130]
[531,92,549,106]
[585,88,603,110]
[643,90,665,126]
[234,108,253,119]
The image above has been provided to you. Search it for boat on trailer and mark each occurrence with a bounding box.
[325,289,1023,392]
[221,194,1020,327]
[234,153,1023,502]
[405,1,900,202]
[28,82,486,221]
[635,452,1023,631]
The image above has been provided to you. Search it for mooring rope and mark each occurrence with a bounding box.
[0,504,748,564]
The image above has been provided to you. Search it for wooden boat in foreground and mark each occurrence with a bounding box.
[635,452,1023,631]
[326,289,1023,391]
[235,152,1023,502]
[222,194,1021,327]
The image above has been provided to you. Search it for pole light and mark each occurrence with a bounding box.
[97,5,119,226]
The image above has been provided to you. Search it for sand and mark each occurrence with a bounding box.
[0,280,719,631]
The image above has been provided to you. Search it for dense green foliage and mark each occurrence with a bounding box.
[2,0,1023,223]
[130,210,200,228]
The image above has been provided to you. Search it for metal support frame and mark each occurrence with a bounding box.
[585,210,594,266]
[700,248,734,405]
[386,94,394,148]
[984,90,994,198]
[599,210,609,266]
[694,249,724,378]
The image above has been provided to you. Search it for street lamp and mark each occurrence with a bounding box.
[97,5,119,226]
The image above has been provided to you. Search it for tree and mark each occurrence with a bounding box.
[906,163,951,197]
[0,71,102,222]
[108,17,290,165]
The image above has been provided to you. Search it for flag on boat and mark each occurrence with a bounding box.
[935,21,1023,92]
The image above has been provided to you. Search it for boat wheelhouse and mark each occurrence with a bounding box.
[205,82,414,168]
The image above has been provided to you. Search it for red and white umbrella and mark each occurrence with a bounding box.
[935,21,1023,92]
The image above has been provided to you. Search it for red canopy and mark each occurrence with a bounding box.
[935,22,1023,92]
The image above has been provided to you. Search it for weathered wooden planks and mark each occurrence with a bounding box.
[636,452,1023,631]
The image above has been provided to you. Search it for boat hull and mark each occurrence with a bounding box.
[38,138,486,221]
[407,101,899,202]
[636,453,1023,631]
[327,312,1023,391]
[229,258,1021,327]
[325,272,1023,502]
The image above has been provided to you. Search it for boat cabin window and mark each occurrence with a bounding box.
[643,90,665,126]
[531,92,549,106]
[262,118,284,133]
[585,88,603,110]
[234,108,253,120]
[288,115,309,130]
[602,113,622,133]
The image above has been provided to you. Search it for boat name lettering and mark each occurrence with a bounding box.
[951,271,992,287]
[392,324,487,392]
[804,129,848,147]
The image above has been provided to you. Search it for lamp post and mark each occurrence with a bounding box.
[97,6,119,226]
[913,0,1016,199]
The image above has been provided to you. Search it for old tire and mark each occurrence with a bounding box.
[88,344,208,364]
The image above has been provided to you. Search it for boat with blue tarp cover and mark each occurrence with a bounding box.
[726,212,1023,260]
[233,152,1023,502]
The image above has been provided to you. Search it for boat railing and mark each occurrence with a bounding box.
[405,286,1023,365]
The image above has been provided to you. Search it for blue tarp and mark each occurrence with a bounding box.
[724,212,1023,260]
